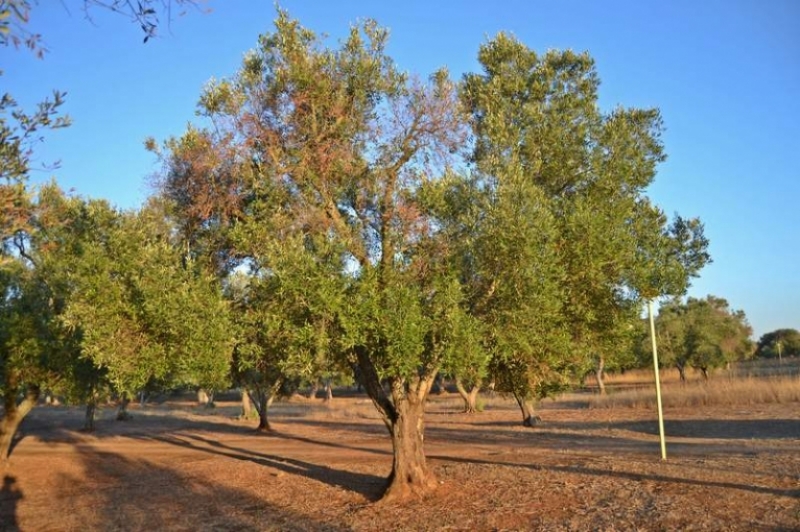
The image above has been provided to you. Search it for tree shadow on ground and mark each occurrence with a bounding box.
[424,421,795,457]
[13,405,390,502]
[597,418,800,440]
[132,432,385,501]
[0,475,23,532]
[11,404,284,450]
[274,431,391,458]
[54,447,353,531]
[429,454,800,500]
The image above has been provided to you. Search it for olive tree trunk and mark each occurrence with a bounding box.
[240,388,254,418]
[513,391,541,427]
[594,356,606,396]
[250,382,280,432]
[83,398,97,432]
[197,388,215,407]
[306,381,320,399]
[116,394,132,421]
[0,384,40,462]
[454,377,480,414]
[355,347,438,501]
[676,362,687,383]
[323,379,333,403]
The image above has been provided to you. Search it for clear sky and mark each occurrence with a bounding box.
[3,0,798,339]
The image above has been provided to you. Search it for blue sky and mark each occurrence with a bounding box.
[3,0,798,339]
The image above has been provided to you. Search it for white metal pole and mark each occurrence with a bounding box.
[648,299,667,460]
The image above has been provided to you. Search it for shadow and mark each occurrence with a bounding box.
[274,432,391,458]
[429,454,800,500]
[605,418,800,440]
[11,404,276,448]
[133,432,385,501]
[277,414,748,458]
[280,417,386,437]
[52,447,353,531]
[0,475,23,532]
[7,433,25,461]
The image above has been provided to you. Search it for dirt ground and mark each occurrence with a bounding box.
[1,392,798,531]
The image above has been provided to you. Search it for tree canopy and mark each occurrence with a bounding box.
[755,328,800,359]
[654,296,753,380]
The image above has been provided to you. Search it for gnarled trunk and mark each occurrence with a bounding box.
[513,391,541,427]
[594,356,606,395]
[383,396,437,501]
[355,346,438,501]
[454,377,480,413]
[250,383,279,432]
[0,384,40,462]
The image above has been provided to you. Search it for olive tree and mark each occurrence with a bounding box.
[153,10,469,500]
[655,296,752,380]
[460,34,709,422]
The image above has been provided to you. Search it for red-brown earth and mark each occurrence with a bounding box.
[1,392,798,531]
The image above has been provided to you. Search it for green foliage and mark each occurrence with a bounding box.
[0,260,66,397]
[459,33,710,401]
[755,329,800,359]
[654,296,753,377]
[230,234,346,398]
[157,9,467,432]
[28,187,235,398]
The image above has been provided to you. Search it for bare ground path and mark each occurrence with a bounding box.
[1,394,798,531]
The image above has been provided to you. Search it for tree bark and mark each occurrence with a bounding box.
[676,363,687,383]
[256,393,270,432]
[0,384,40,462]
[241,388,253,418]
[116,395,132,421]
[454,377,480,413]
[382,389,438,502]
[594,356,606,396]
[83,397,97,432]
[197,388,214,407]
[354,346,438,501]
[513,392,541,427]
[323,379,333,403]
[250,384,278,432]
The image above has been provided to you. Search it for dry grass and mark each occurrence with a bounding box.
[589,374,800,409]
[595,357,800,387]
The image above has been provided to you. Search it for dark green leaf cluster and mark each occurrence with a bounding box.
[755,328,800,359]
